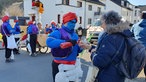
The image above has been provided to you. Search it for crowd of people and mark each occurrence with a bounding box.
[0,10,146,82]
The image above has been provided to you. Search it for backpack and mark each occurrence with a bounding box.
[114,34,146,79]
[51,28,72,58]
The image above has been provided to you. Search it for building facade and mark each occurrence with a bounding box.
[23,0,141,28]
[23,0,105,28]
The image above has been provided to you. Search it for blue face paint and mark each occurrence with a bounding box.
[52,24,55,28]
[6,20,10,23]
[66,19,77,31]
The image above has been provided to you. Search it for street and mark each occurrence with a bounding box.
[0,46,89,82]
[0,45,145,82]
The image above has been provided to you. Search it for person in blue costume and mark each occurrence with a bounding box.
[13,19,22,54]
[90,11,133,82]
[50,20,57,31]
[0,16,16,63]
[27,20,39,57]
[46,12,87,82]
[44,24,52,34]
[131,11,146,79]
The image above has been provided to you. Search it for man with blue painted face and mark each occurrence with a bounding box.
[46,12,84,82]
[0,16,15,63]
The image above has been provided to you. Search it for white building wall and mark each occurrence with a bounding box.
[105,0,121,15]
[23,0,105,29]
[132,7,141,24]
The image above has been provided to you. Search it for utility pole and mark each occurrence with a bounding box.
[83,0,87,37]
[84,0,86,29]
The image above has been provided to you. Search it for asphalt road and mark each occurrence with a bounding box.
[0,46,90,82]
[0,43,145,82]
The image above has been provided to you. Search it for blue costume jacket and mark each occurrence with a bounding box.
[1,22,15,35]
[27,24,38,34]
[13,22,21,34]
[46,26,82,61]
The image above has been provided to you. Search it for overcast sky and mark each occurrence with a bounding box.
[128,0,146,6]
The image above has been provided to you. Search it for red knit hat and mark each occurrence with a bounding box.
[28,21,33,25]
[63,12,77,24]
[2,15,9,22]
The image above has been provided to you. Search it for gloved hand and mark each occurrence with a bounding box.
[88,45,96,53]
[66,39,77,46]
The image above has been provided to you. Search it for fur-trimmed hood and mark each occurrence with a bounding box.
[105,21,130,34]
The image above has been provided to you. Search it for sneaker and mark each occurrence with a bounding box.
[29,52,32,56]
[14,52,20,55]
[31,53,37,57]
[5,58,14,63]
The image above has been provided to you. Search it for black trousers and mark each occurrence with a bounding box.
[2,36,12,59]
[52,60,75,82]
[52,60,60,82]
[13,38,20,53]
[29,34,37,53]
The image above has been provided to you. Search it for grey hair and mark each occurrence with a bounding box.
[100,11,129,34]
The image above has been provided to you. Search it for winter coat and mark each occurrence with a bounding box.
[1,22,15,35]
[27,24,38,34]
[90,21,133,82]
[46,26,82,61]
[131,19,146,47]
[13,23,21,34]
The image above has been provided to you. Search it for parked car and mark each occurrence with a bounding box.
[86,19,103,44]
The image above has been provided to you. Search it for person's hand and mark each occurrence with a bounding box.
[78,40,91,49]
[66,39,77,46]
[89,45,96,53]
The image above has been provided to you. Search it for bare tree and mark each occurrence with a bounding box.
[1,2,23,16]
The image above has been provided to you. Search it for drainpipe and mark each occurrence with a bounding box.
[84,0,86,29]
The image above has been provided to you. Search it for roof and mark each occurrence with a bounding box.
[82,0,105,6]
[111,0,133,11]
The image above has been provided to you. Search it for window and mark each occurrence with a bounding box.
[135,10,137,16]
[121,1,124,6]
[97,7,101,15]
[134,20,136,23]
[62,0,69,5]
[79,16,82,24]
[88,18,92,24]
[88,5,92,11]
[57,14,60,24]
[77,1,82,7]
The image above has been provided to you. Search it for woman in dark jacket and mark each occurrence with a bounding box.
[90,11,133,82]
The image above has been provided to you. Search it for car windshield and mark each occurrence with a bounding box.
[93,19,102,26]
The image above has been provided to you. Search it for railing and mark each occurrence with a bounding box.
[94,12,101,16]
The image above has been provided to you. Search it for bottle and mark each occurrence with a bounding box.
[60,42,73,49]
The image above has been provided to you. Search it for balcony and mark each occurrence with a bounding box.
[94,12,101,16]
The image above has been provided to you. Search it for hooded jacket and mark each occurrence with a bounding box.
[27,24,39,34]
[13,22,21,34]
[131,19,146,47]
[91,21,133,82]
[46,25,82,61]
[1,22,15,35]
